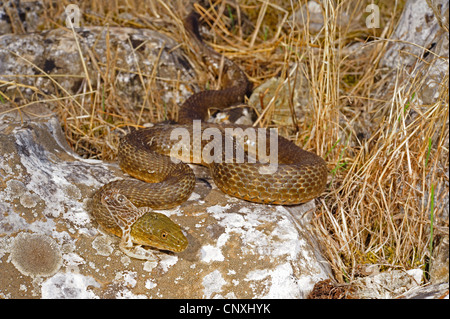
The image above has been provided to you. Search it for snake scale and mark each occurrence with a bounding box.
[91,10,327,258]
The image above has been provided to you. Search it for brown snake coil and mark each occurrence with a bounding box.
[94,11,327,218]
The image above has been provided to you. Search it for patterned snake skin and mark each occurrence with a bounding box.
[91,11,327,253]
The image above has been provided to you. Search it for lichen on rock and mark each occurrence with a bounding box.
[10,232,63,278]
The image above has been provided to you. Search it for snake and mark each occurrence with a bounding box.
[91,10,327,258]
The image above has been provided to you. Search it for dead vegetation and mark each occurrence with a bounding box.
[1,0,448,284]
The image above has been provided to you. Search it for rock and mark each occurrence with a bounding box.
[380,0,449,113]
[0,25,197,115]
[397,282,449,299]
[350,269,424,299]
[0,0,46,35]
[289,0,350,33]
[381,0,448,70]
[0,105,332,298]
[430,235,449,285]
[290,1,325,33]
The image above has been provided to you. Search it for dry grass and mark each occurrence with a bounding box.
[1,0,448,283]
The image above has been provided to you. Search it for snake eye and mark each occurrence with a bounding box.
[117,195,126,203]
[161,231,168,239]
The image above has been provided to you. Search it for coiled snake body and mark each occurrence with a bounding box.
[92,11,327,258]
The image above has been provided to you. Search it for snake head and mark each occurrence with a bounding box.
[130,211,189,253]
[98,188,188,253]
